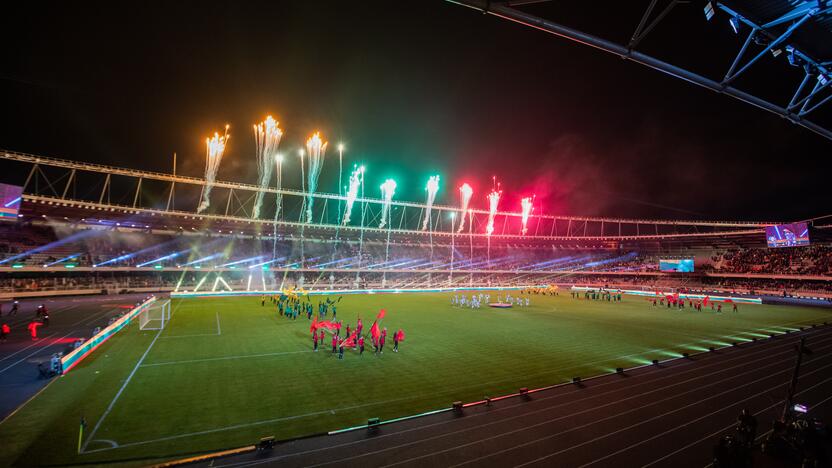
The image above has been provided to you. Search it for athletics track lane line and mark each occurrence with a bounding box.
[454,354,832,468]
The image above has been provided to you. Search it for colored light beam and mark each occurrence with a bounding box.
[198,126,230,213]
[304,132,328,223]
[1,229,99,265]
[342,165,363,225]
[421,175,440,231]
[379,179,397,229]
[252,116,283,219]
[137,248,190,267]
[520,196,534,235]
[44,253,81,267]
[4,197,21,208]
[183,253,223,266]
[485,187,502,236]
[218,276,233,291]
[220,255,266,267]
[193,275,209,292]
[457,183,473,233]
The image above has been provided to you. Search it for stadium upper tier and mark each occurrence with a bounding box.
[1,222,830,278]
[5,150,820,247]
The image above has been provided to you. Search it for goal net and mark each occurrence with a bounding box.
[139,299,171,331]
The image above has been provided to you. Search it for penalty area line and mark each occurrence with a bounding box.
[81,325,165,453]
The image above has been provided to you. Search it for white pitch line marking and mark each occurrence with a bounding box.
[81,326,164,453]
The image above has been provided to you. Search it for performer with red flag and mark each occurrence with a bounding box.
[358,335,365,356]
[379,327,388,354]
[331,333,338,354]
[312,330,318,352]
[370,320,380,352]
[394,329,405,352]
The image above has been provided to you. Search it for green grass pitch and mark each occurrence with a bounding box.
[1,291,831,466]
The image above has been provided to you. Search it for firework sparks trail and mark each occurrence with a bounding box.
[457,183,473,233]
[421,175,440,231]
[521,196,534,235]
[252,116,283,219]
[342,165,363,225]
[378,179,397,229]
[197,126,230,213]
[485,188,502,235]
[304,132,328,223]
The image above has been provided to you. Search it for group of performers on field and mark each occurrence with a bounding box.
[568,288,739,312]
[451,292,534,308]
[571,289,624,302]
[262,293,405,359]
[652,294,739,312]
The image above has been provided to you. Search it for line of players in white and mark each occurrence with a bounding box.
[450,293,531,308]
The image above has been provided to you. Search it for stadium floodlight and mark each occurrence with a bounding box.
[729,16,739,34]
[793,403,808,414]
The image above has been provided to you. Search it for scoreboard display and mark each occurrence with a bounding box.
[0,184,22,219]
[766,222,809,248]
[659,258,694,273]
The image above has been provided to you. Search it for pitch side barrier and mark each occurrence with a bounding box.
[170,285,540,299]
[60,296,157,374]
[570,286,762,304]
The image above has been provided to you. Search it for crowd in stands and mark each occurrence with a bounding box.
[708,245,832,275]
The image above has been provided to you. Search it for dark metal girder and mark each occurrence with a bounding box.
[445,0,832,142]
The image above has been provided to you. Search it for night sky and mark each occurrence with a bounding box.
[1,0,829,221]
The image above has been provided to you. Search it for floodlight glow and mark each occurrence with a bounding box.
[793,404,808,414]
[246,274,252,291]
[212,275,221,292]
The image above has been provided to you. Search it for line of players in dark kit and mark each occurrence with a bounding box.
[261,294,405,360]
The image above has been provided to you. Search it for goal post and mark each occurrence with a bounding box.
[139,299,171,331]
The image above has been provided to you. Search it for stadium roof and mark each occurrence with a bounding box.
[722,0,832,62]
[447,0,832,141]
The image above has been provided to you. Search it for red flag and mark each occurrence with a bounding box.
[370,320,380,342]
[341,330,359,348]
[377,309,386,320]
[310,316,318,334]
[397,329,405,341]
[724,298,734,303]
[703,296,710,307]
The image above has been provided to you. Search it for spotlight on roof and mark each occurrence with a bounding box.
[704,2,715,21]
[729,16,739,34]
